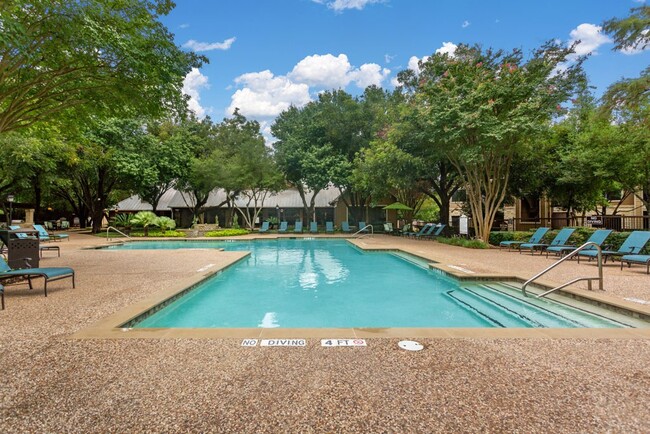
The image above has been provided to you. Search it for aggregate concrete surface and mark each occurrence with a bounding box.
[1,232,649,433]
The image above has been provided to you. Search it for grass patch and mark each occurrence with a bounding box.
[204,229,250,237]
[437,237,490,249]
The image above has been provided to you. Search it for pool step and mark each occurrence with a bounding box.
[445,289,533,328]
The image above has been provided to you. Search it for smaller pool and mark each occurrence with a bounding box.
[107,239,646,329]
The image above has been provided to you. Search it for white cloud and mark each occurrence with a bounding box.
[462,20,470,28]
[183,37,236,52]
[314,0,383,11]
[407,55,428,74]
[183,68,210,118]
[436,42,458,56]
[288,53,389,89]
[228,70,311,118]
[384,54,395,64]
[179,23,190,29]
[568,23,610,56]
[289,54,353,88]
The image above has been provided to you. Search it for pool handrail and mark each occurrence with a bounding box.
[106,226,131,241]
[521,241,603,298]
[352,224,374,238]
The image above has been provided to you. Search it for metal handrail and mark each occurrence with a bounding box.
[106,226,131,241]
[521,241,603,298]
[352,224,374,238]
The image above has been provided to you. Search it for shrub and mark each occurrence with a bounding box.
[204,229,250,237]
[130,211,159,236]
[437,237,490,249]
[156,216,176,232]
[130,230,185,238]
[111,213,133,229]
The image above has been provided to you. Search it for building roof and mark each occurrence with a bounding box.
[118,187,342,211]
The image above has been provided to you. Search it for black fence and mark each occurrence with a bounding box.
[511,215,650,232]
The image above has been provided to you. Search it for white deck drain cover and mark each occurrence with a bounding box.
[398,340,423,351]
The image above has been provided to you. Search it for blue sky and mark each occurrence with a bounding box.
[162,0,649,136]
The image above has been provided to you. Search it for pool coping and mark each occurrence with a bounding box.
[71,237,650,340]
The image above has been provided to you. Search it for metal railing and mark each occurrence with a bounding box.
[106,226,131,241]
[521,241,603,298]
[352,224,374,238]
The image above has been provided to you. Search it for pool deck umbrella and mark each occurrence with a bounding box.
[382,202,413,211]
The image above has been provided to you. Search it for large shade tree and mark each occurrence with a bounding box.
[0,0,204,133]
[411,43,584,242]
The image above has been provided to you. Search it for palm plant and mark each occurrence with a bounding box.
[156,216,176,232]
[130,211,159,236]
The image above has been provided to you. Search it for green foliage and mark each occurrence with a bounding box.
[130,211,159,236]
[602,6,650,53]
[0,0,204,133]
[414,198,440,222]
[155,216,176,232]
[111,213,134,229]
[130,230,185,238]
[204,229,250,237]
[437,237,490,249]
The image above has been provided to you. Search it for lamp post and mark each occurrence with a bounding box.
[7,194,14,225]
[275,204,280,227]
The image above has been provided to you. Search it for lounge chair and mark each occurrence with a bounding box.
[9,226,60,257]
[0,283,4,310]
[278,221,288,233]
[423,224,446,240]
[0,257,75,298]
[545,229,612,258]
[294,221,303,233]
[358,221,368,233]
[309,222,318,234]
[519,227,575,255]
[620,254,650,274]
[413,224,437,240]
[325,221,334,233]
[578,231,650,264]
[404,223,433,238]
[499,227,550,251]
[259,221,270,233]
[33,224,69,242]
[383,222,394,234]
[341,221,351,233]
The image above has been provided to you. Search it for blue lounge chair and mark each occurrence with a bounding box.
[519,228,575,255]
[0,283,4,310]
[309,222,318,233]
[404,223,433,238]
[620,254,650,274]
[341,221,351,233]
[0,257,75,298]
[545,229,612,258]
[423,224,446,240]
[325,221,334,233]
[414,224,437,240]
[294,221,303,233]
[33,224,69,241]
[278,221,288,233]
[578,231,650,264]
[499,227,550,251]
[259,221,270,233]
[358,221,368,233]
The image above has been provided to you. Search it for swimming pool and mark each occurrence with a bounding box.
[109,239,638,329]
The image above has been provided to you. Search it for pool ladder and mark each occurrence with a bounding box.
[521,242,603,298]
[352,224,374,238]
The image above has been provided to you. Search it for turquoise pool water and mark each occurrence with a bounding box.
[109,239,632,329]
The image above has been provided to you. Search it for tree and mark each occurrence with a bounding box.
[411,43,584,242]
[602,5,650,53]
[0,0,204,133]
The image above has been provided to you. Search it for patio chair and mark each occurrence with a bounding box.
[413,224,437,240]
[33,224,69,242]
[294,221,303,233]
[0,257,75,298]
[545,229,612,258]
[519,228,575,255]
[0,283,4,310]
[278,221,288,233]
[358,221,368,233]
[577,231,650,264]
[325,221,334,233]
[309,222,318,234]
[499,227,550,251]
[9,226,60,257]
[423,224,447,240]
[404,223,433,238]
[341,221,351,233]
[620,254,650,274]
[259,221,270,234]
[60,220,70,230]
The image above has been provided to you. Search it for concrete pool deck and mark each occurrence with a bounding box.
[1,231,649,432]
